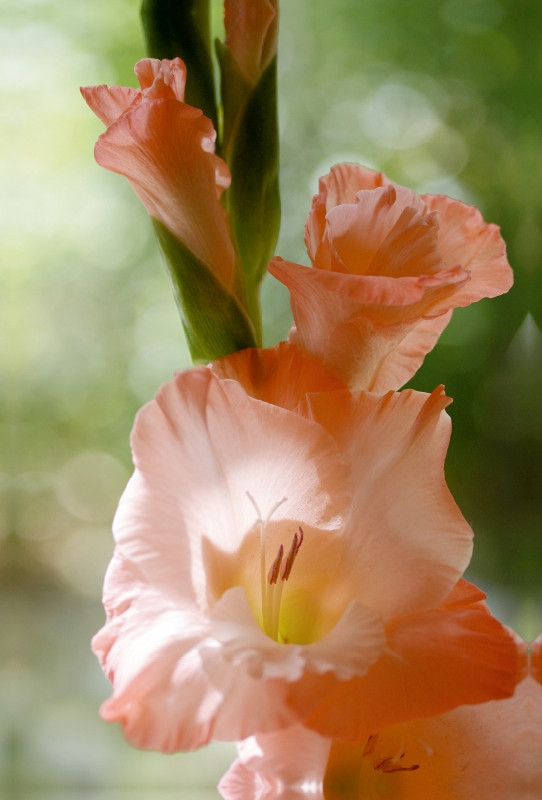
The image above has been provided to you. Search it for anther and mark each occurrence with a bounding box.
[362,733,379,757]
[281,527,304,581]
[268,545,284,586]
[381,764,420,773]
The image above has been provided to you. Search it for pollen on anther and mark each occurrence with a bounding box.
[281,528,304,582]
[268,545,284,585]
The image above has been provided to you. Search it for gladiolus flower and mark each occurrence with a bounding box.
[92,346,516,751]
[81,58,236,288]
[219,639,540,800]
[225,0,278,86]
[269,164,513,392]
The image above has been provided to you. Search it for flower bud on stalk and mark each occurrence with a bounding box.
[82,58,257,363]
[217,0,281,343]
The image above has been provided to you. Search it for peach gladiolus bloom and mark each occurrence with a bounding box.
[269,164,513,392]
[225,0,278,85]
[81,58,236,288]
[93,348,516,750]
[220,640,541,800]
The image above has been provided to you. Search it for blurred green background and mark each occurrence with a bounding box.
[1,0,541,796]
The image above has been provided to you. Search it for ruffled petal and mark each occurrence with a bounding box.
[326,186,440,277]
[301,387,472,620]
[93,98,236,287]
[210,342,345,411]
[370,311,453,393]
[80,84,139,126]
[134,57,187,102]
[288,580,519,741]
[423,193,513,306]
[269,257,468,390]
[212,587,384,683]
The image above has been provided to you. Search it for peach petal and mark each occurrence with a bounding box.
[303,600,386,680]
[288,580,518,741]
[93,98,235,286]
[301,387,473,620]
[210,342,345,411]
[326,186,439,277]
[225,0,278,85]
[211,587,385,683]
[280,163,513,391]
[221,657,540,800]
[80,84,140,126]
[305,165,392,268]
[269,257,468,390]
[394,675,542,799]
[135,57,187,103]
[423,193,513,307]
[370,310,453,394]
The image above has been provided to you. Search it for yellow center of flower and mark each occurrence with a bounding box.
[246,492,304,642]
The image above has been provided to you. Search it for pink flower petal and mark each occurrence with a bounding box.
[423,192,513,307]
[289,580,519,741]
[93,98,235,286]
[80,84,140,126]
[210,342,345,411]
[300,386,473,620]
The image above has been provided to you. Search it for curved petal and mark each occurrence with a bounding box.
[304,164,394,268]
[210,342,345,411]
[370,311,453,393]
[300,387,473,620]
[268,257,468,389]
[94,99,236,287]
[95,559,298,751]
[80,84,139,126]
[327,186,442,277]
[288,580,519,741]
[211,587,385,683]
[423,193,513,306]
[303,600,386,680]
[134,57,187,102]
[393,674,542,800]
[225,0,278,85]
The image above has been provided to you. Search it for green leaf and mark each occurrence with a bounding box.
[152,219,257,363]
[140,0,218,132]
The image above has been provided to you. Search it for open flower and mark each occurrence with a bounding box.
[269,164,513,391]
[93,349,516,751]
[219,639,539,800]
[81,58,236,289]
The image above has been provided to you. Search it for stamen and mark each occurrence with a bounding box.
[245,492,287,638]
[268,545,284,585]
[380,764,420,773]
[281,527,303,581]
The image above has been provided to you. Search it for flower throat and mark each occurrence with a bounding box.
[246,493,303,642]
